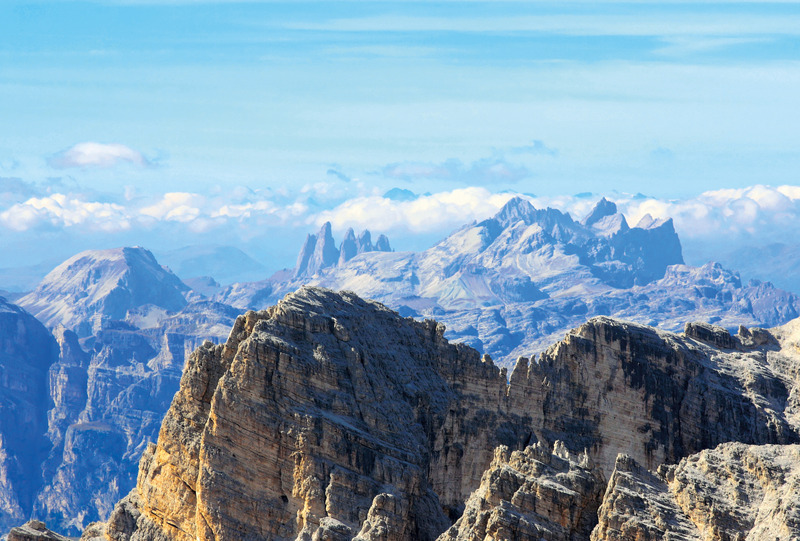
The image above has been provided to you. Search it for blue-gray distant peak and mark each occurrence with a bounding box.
[383,187,417,202]
[338,228,358,267]
[493,196,538,228]
[582,197,618,227]
[293,225,393,278]
[375,234,392,252]
[18,247,189,337]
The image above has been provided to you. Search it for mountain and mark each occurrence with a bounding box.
[0,298,59,533]
[218,197,799,364]
[294,223,392,278]
[0,248,240,535]
[712,241,800,294]
[18,247,190,337]
[154,245,267,285]
[72,287,800,540]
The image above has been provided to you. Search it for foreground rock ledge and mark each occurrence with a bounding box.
[62,287,800,540]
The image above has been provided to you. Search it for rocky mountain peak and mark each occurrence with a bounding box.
[493,196,537,228]
[338,228,358,266]
[18,247,189,337]
[582,196,618,227]
[356,229,373,252]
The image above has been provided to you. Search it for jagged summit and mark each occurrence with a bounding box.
[294,222,392,278]
[18,247,190,337]
[217,197,797,366]
[492,196,538,227]
[582,197,617,227]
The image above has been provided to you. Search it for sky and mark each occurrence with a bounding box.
[1,1,800,287]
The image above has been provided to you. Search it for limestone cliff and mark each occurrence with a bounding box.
[593,442,800,540]
[88,287,800,540]
[438,443,602,541]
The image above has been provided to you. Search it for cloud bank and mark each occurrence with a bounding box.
[1,183,799,268]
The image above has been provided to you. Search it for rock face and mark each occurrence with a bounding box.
[18,247,190,337]
[438,443,602,541]
[90,287,800,541]
[219,198,800,366]
[29,300,241,535]
[104,287,518,541]
[0,298,59,533]
[593,443,800,541]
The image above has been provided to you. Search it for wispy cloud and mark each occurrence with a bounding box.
[382,157,531,185]
[48,142,152,169]
[285,13,800,38]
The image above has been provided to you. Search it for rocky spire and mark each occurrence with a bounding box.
[301,222,339,277]
[338,228,358,266]
[356,230,373,253]
[375,234,391,252]
[294,234,318,278]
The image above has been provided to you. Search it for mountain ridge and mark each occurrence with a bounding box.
[74,286,800,540]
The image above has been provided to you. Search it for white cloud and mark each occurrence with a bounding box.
[315,188,516,233]
[49,142,151,169]
[0,194,130,232]
[313,184,800,247]
[139,192,205,222]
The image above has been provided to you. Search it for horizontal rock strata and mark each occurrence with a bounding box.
[82,287,800,540]
[592,443,800,540]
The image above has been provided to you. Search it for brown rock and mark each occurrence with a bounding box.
[438,442,603,541]
[593,443,800,540]
[91,289,800,540]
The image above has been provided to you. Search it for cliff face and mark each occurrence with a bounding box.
[0,299,60,532]
[94,287,800,541]
[105,287,522,541]
[593,442,800,541]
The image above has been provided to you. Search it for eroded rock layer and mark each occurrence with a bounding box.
[593,443,800,540]
[96,287,800,540]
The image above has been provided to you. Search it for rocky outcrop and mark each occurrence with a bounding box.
[593,443,800,540]
[103,287,520,540]
[0,298,60,533]
[7,519,70,541]
[438,443,602,541]
[86,288,800,541]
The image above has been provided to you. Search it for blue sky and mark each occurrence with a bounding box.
[1,1,800,282]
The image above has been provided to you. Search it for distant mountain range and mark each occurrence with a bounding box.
[218,196,799,359]
[0,196,799,534]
